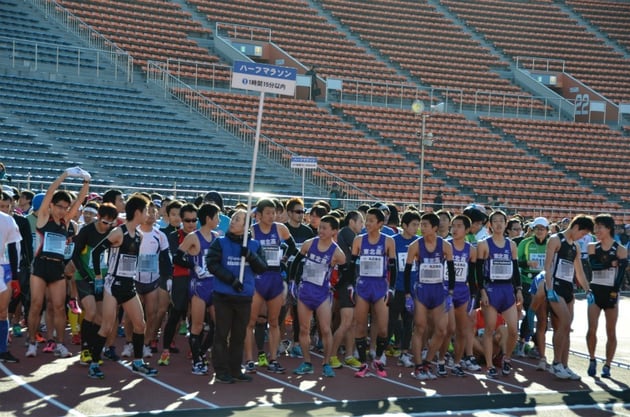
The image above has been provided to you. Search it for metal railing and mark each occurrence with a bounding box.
[472,90,566,119]
[146,61,378,205]
[28,0,133,82]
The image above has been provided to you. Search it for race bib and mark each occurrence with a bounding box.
[554,258,574,282]
[115,254,137,278]
[42,232,66,256]
[528,253,545,270]
[419,262,443,284]
[452,261,468,283]
[1,264,12,284]
[360,255,384,277]
[591,267,615,287]
[137,253,158,273]
[264,246,282,267]
[302,260,328,286]
[490,259,512,280]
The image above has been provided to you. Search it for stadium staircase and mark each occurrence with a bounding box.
[0,0,321,201]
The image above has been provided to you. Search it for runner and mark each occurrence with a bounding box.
[544,214,593,380]
[586,214,627,378]
[351,207,396,378]
[290,215,346,377]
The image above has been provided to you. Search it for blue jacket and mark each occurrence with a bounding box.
[206,231,267,297]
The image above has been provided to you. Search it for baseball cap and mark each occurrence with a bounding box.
[530,217,549,229]
[32,193,45,211]
[372,202,389,212]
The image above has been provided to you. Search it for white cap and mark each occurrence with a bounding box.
[530,217,549,228]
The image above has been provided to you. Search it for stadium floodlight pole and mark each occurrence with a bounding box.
[412,100,428,210]
[239,91,266,284]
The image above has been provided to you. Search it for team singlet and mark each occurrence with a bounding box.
[448,240,472,283]
[108,224,141,279]
[551,232,576,282]
[253,222,283,268]
[302,237,338,287]
[484,237,513,281]
[417,237,445,284]
[359,233,387,279]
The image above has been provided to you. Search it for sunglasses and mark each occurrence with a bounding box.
[101,219,115,225]
[183,218,198,223]
[291,210,305,214]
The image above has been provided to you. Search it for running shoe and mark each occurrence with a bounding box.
[215,374,234,384]
[329,356,343,369]
[150,339,158,353]
[486,367,498,379]
[42,340,56,353]
[121,342,133,358]
[463,355,481,371]
[267,360,285,374]
[71,333,81,346]
[26,343,37,357]
[528,346,541,359]
[80,349,93,366]
[601,365,611,378]
[397,352,414,368]
[192,362,208,376]
[502,359,512,376]
[565,367,581,381]
[437,362,448,377]
[157,350,170,366]
[385,346,401,357]
[444,352,455,367]
[143,345,153,358]
[423,363,437,380]
[345,356,362,369]
[515,341,525,357]
[132,360,158,376]
[451,365,466,377]
[0,351,19,363]
[277,339,292,356]
[293,362,314,375]
[551,362,570,379]
[103,346,119,361]
[587,359,596,377]
[290,345,304,358]
[379,353,387,366]
[537,357,548,371]
[178,322,188,335]
[322,363,335,377]
[372,360,387,377]
[354,363,369,378]
[88,363,104,379]
[67,298,82,315]
[244,360,256,374]
[55,343,72,358]
[232,372,253,382]
[11,325,22,338]
[257,352,269,367]
[117,326,125,338]
[412,364,429,380]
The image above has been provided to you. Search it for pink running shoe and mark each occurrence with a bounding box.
[354,363,369,378]
[68,298,82,315]
[42,340,57,353]
[372,360,387,378]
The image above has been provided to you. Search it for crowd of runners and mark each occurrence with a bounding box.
[0,166,629,385]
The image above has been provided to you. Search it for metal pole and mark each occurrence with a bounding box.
[239,91,265,283]
[419,114,426,210]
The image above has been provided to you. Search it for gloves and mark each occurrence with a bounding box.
[194,265,208,279]
[546,289,559,303]
[66,166,90,180]
[347,285,355,305]
[231,277,244,293]
[445,294,453,312]
[386,288,395,304]
[405,295,414,314]
[609,291,618,306]
[289,281,298,300]
[240,246,250,259]
[94,278,104,295]
[10,280,20,299]
[587,290,595,306]
[468,296,476,316]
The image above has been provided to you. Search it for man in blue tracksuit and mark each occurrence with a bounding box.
[206,209,267,384]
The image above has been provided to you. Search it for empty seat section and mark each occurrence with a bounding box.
[443,0,630,104]
[481,116,628,206]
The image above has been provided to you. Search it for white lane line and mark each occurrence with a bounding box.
[255,371,338,402]
[0,362,87,417]
[116,361,220,409]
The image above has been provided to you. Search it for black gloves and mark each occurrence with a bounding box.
[231,277,244,293]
